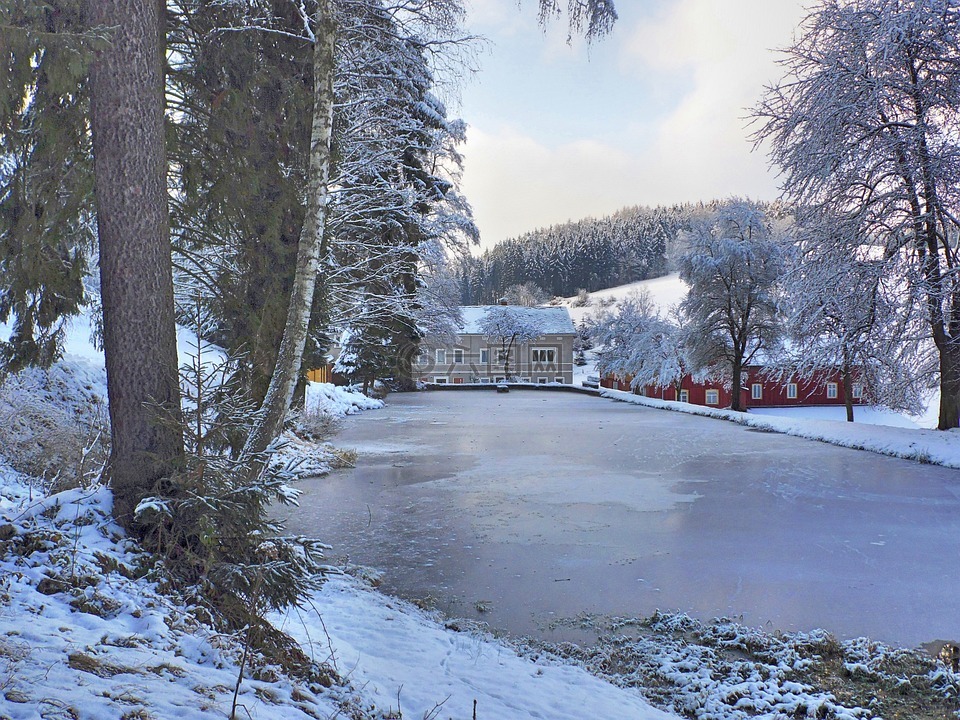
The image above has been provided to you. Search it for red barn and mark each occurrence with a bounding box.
[601,366,864,409]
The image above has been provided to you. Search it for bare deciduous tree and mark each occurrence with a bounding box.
[678,201,789,412]
[754,0,960,429]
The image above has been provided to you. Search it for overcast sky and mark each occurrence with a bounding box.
[454,0,807,249]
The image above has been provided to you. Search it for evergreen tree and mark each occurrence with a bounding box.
[85,0,184,526]
[0,1,96,372]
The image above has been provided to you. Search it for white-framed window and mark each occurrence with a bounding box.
[786,383,798,399]
[751,383,763,400]
[705,389,719,405]
[435,349,446,364]
[479,377,490,384]
[434,376,448,384]
[480,348,489,364]
[531,347,556,364]
[537,377,549,384]
[453,349,464,363]
[554,376,564,384]
[827,382,838,399]
[679,389,689,403]
[521,377,531,383]
[852,383,863,399]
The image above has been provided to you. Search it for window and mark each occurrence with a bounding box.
[453,377,464,384]
[480,348,489,364]
[852,384,863,399]
[434,376,448,384]
[705,389,719,405]
[679,389,689,403]
[827,382,838,399]
[521,377,531,383]
[531,347,556,364]
[751,383,763,400]
[786,383,798,399]
[537,377,549,384]
[435,349,446,364]
[495,376,506,383]
[479,378,490,384]
[554,377,564,384]
[453,349,464,363]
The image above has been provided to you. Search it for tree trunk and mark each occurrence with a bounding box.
[240,0,336,473]
[86,0,184,528]
[730,357,744,412]
[395,337,417,392]
[937,342,960,430]
[842,363,854,423]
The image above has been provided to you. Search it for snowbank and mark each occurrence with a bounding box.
[276,577,679,720]
[0,471,361,719]
[601,388,960,468]
[304,381,384,418]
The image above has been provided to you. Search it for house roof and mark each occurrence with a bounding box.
[458,306,576,335]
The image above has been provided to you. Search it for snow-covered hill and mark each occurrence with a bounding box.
[557,272,688,326]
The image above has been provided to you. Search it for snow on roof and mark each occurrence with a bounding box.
[458,305,576,335]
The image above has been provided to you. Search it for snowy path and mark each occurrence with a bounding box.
[278,577,680,720]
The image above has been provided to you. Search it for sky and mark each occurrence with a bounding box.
[453,0,807,250]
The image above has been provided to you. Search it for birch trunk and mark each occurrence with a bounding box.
[240,1,336,473]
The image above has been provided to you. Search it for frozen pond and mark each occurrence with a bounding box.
[278,390,960,648]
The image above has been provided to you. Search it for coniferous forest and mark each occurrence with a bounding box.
[456,202,710,303]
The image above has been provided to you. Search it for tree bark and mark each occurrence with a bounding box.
[842,362,854,423]
[730,356,744,412]
[937,343,960,430]
[86,0,184,528]
[240,0,336,473]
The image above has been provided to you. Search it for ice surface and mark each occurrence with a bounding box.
[281,390,960,648]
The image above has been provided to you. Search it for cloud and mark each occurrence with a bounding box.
[457,0,807,248]
[460,126,641,247]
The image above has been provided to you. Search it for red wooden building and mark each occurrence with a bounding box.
[600,366,864,409]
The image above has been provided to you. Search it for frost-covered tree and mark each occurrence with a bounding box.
[777,231,924,421]
[0,1,97,373]
[478,306,545,379]
[590,291,687,395]
[754,0,960,429]
[502,282,549,307]
[678,201,789,411]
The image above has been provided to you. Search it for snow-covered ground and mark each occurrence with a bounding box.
[602,388,960,468]
[559,272,689,327]
[276,578,677,720]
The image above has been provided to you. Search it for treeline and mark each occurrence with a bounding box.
[457,203,712,303]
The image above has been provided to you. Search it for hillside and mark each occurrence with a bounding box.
[458,203,712,303]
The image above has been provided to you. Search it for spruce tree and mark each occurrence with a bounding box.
[0,1,96,372]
